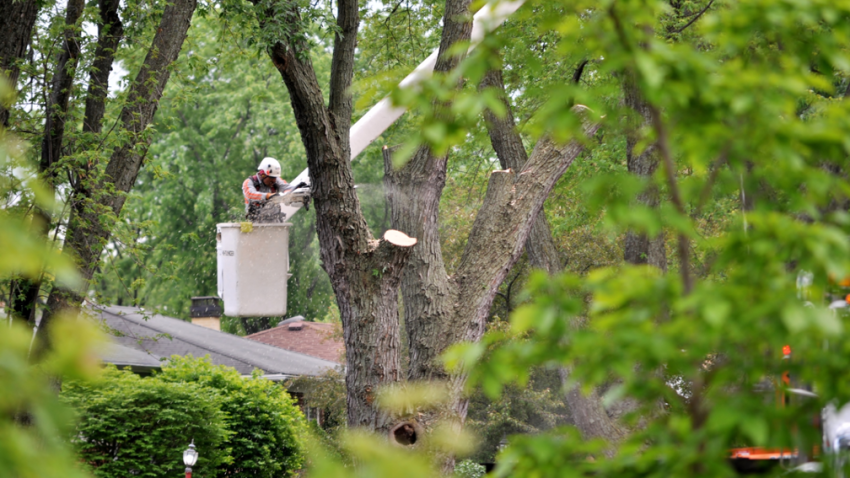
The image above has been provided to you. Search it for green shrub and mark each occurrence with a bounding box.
[158,356,308,477]
[62,356,308,478]
[62,366,230,478]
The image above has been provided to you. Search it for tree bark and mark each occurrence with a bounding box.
[387,108,600,407]
[623,72,667,270]
[83,0,123,135]
[254,0,417,431]
[480,68,625,445]
[390,0,473,384]
[480,69,560,274]
[39,0,197,350]
[0,0,38,126]
[11,0,86,325]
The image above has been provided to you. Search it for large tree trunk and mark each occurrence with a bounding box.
[255,0,416,431]
[387,109,600,406]
[11,0,87,326]
[391,0,473,384]
[39,0,197,349]
[623,72,667,270]
[480,68,625,446]
[0,0,38,126]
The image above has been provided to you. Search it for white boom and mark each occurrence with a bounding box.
[280,0,525,220]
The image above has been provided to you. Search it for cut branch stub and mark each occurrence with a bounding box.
[383,229,417,248]
[389,420,424,447]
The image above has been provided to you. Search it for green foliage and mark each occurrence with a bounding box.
[63,356,308,478]
[62,366,231,478]
[157,356,308,477]
[465,366,570,464]
[430,0,850,475]
[0,76,77,289]
[0,318,102,478]
[454,459,485,478]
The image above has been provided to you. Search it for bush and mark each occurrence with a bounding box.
[62,356,308,478]
[62,366,230,478]
[158,356,308,477]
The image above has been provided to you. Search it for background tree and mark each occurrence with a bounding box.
[93,17,338,331]
[37,0,199,348]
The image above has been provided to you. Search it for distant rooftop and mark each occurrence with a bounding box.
[246,318,344,364]
[95,342,163,375]
[92,305,337,377]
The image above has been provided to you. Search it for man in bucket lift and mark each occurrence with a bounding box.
[242,157,307,222]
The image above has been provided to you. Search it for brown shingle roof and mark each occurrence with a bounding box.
[246,321,344,364]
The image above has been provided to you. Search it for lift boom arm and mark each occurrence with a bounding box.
[279,0,525,220]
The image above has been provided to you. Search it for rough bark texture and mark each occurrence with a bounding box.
[39,0,197,349]
[480,68,625,445]
[480,69,560,274]
[623,73,667,270]
[387,110,600,402]
[255,0,416,430]
[0,0,38,126]
[390,0,473,384]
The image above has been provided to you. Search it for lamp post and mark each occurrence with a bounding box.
[183,440,199,478]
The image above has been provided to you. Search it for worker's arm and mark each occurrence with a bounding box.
[243,178,274,203]
[275,178,296,193]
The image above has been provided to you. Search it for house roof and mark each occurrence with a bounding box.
[95,342,163,374]
[246,319,344,364]
[92,305,337,377]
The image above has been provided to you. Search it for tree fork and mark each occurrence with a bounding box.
[255,0,421,430]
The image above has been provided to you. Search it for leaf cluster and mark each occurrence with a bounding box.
[62,356,308,478]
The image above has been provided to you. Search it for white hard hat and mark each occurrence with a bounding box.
[257,157,281,178]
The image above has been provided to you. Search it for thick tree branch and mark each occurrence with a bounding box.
[479,68,560,273]
[40,0,85,186]
[13,0,86,325]
[481,68,626,444]
[257,0,414,431]
[572,59,589,85]
[328,0,359,157]
[386,0,473,384]
[455,109,600,337]
[82,0,123,134]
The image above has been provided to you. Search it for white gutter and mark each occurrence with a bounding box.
[281,0,525,220]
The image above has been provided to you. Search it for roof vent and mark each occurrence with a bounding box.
[288,322,303,331]
[278,315,305,327]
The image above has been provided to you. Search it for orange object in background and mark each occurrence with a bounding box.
[730,448,797,460]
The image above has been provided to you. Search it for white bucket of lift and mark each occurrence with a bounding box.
[216,223,291,317]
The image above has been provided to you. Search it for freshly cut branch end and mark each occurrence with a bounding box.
[383,229,418,247]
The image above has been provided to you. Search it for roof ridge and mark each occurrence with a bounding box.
[97,305,339,372]
[97,308,264,371]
